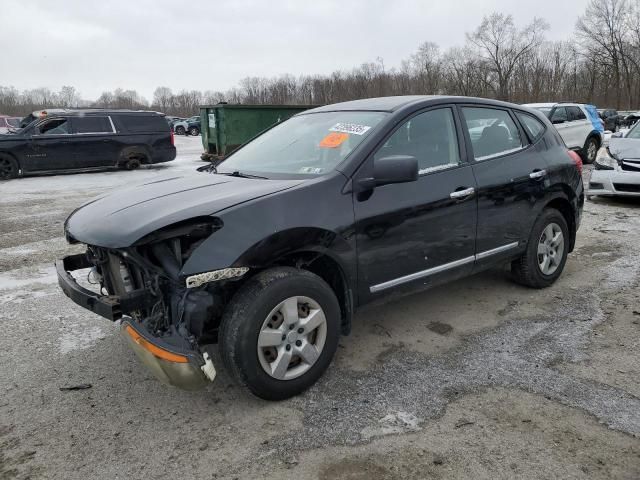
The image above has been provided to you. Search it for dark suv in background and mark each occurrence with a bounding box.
[57,96,584,400]
[0,110,176,179]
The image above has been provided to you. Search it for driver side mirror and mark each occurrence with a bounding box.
[358,155,419,190]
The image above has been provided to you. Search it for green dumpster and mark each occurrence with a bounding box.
[199,104,317,161]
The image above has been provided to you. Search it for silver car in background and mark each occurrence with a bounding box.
[588,121,640,198]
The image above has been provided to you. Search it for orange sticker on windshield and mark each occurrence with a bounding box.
[319,132,349,148]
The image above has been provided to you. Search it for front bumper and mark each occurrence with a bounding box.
[56,253,215,390]
[587,168,640,197]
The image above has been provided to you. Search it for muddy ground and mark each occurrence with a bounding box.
[1,137,639,479]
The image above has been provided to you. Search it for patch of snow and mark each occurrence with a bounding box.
[59,325,108,354]
[361,411,422,440]
[0,267,57,291]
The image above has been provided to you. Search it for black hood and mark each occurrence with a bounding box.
[65,173,304,248]
[609,137,640,160]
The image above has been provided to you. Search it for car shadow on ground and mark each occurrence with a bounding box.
[18,163,172,179]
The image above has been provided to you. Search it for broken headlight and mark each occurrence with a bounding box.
[594,148,618,170]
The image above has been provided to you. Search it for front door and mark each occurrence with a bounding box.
[353,106,477,302]
[20,117,73,172]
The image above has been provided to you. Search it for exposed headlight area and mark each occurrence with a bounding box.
[594,148,618,170]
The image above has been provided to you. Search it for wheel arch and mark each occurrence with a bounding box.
[119,145,151,165]
[543,195,577,253]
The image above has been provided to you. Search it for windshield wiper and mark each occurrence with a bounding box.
[219,170,268,179]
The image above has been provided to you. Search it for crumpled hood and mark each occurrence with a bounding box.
[609,137,640,161]
[65,173,303,248]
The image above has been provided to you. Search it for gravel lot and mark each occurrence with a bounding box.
[1,136,639,479]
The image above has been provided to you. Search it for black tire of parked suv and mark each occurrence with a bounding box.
[511,208,569,288]
[189,126,200,136]
[0,154,19,180]
[219,267,341,400]
[581,136,599,164]
[175,126,186,135]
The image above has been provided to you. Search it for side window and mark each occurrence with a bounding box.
[550,107,568,123]
[568,106,586,121]
[462,107,523,161]
[515,111,545,142]
[36,118,69,135]
[115,115,168,133]
[74,116,112,134]
[374,108,460,174]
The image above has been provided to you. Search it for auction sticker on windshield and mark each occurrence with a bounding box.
[319,132,349,148]
[329,123,371,135]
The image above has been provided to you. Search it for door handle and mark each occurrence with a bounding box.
[449,187,475,199]
[529,169,547,180]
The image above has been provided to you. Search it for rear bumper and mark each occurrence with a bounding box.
[56,254,214,389]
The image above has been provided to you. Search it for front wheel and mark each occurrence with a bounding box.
[219,267,341,400]
[511,208,569,288]
[175,126,186,135]
[0,154,18,180]
[582,137,599,164]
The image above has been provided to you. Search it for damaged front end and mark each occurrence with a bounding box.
[56,218,244,390]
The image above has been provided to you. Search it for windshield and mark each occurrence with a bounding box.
[218,111,387,176]
[626,122,640,139]
[531,107,552,118]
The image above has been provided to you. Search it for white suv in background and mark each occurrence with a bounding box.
[524,102,604,163]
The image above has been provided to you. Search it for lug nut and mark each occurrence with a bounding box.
[289,324,295,330]
[295,340,302,347]
[286,344,291,351]
[281,335,286,341]
[297,328,304,334]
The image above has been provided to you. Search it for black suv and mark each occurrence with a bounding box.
[0,110,176,179]
[57,96,584,400]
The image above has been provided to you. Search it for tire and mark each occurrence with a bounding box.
[581,136,599,164]
[124,158,141,170]
[0,154,18,180]
[189,126,200,136]
[511,208,569,288]
[175,126,186,135]
[219,267,341,400]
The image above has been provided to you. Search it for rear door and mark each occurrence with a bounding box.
[549,107,574,147]
[21,117,74,172]
[70,116,118,167]
[566,106,590,148]
[460,106,549,268]
[353,106,477,301]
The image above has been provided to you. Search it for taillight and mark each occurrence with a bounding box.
[568,150,582,175]
[170,130,175,146]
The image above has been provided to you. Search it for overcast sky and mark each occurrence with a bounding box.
[1,0,589,101]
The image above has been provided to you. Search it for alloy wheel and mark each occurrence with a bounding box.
[0,157,16,179]
[537,222,564,275]
[257,296,327,380]
[587,140,597,162]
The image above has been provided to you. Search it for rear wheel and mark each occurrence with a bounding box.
[0,154,18,180]
[581,137,599,164]
[511,208,569,288]
[189,126,200,136]
[219,267,340,400]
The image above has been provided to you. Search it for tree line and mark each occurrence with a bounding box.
[1,0,640,118]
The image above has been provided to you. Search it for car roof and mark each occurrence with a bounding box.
[34,109,164,117]
[306,95,530,113]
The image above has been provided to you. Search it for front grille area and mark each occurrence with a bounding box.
[621,161,640,172]
[614,183,640,193]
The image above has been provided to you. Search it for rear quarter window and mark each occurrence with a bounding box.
[114,115,169,133]
[515,112,546,142]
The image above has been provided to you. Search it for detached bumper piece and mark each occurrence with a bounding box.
[55,253,156,321]
[121,320,214,390]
